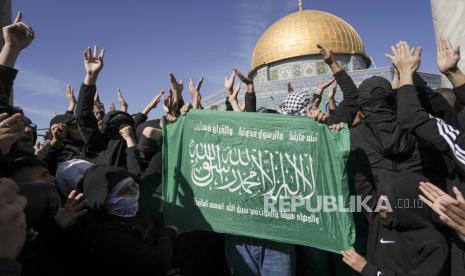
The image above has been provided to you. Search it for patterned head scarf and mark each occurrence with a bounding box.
[280,90,311,116]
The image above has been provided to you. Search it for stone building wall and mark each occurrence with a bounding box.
[253,54,368,84]
[203,67,441,111]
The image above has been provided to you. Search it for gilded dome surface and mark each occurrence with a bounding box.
[251,10,368,70]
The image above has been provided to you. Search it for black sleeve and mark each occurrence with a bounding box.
[0,65,18,110]
[0,258,22,276]
[75,83,107,153]
[414,73,460,129]
[327,70,359,126]
[225,97,233,111]
[132,113,148,128]
[454,83,465,113]
[245,92,256,113]
[141,151,162,182]
[125,147,144,177]
[65,110,74,116]
[398,84,465,175]
[37,144,62,174]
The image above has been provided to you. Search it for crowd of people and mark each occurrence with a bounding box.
[1,11,465,276]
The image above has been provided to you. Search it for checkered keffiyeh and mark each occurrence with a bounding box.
[281,90,311,116]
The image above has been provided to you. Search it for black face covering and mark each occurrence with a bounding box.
[357,77,415,158]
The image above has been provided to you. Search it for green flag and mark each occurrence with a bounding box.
[163,110,355,253]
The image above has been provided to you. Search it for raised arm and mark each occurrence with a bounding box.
[118,89,128,113]
[188,77,203,109]
[65,85,76,113]
[224,70,242,112]
[234,68,256,112]
[327,81,338,113]
[76,46,105,146]
[392,41,465,174]
[0,12,34,109]
[142,90,164,116]
[311,78,335,110]
[317,44,359,128]
[437,36,465,111]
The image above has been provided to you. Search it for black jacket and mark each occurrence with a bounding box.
[82,212,174,276]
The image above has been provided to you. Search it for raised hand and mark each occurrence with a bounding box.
[0,12,35,67]
[234,68,252,84]
[437,186,465,236]
[50,123,66,147]
[387,41,422,75]
[342,249,367,273]
[386,41,422,86]
[180,103,193,116]
[315,78,336,96]
[143,90,164,116]
[437,36,460,74]
[168,73,184,111]
[66,85,76,112]
[317,44,334,64]
[224,70,236,95]
[53,190,87,229]
[419,182,465,236]
[2,12,34,51]
[109,103,116,112]
[93,91,104,114]
[0,113,25,156]
[189,77,203,109]
[327,80,337,100]
[119,125,136,148]
[234,68,254,93]
[229,83,242,112]
[317,44,342,73]
[83,46,105,85]
[117,89,128,113]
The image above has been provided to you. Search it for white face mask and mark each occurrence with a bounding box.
[104,177,139,218]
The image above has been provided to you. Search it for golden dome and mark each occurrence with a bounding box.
[251,10,368,70]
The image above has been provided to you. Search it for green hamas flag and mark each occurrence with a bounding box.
[163,110,355,253]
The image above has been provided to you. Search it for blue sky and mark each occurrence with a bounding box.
[11,0,437,131]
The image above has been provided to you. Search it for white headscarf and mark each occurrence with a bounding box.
[104,177,139,217]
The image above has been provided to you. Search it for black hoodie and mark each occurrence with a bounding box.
[360,172,449,276]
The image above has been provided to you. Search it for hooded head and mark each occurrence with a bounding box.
[357,76,415,157]
[357,76,396,118]
[101,111,135,138]
[56,159,95,197]
[280,90,311,116]
[50,113,76,126]
[80,165,139,218]
[135,119,161,140]
[50,113,81,142]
